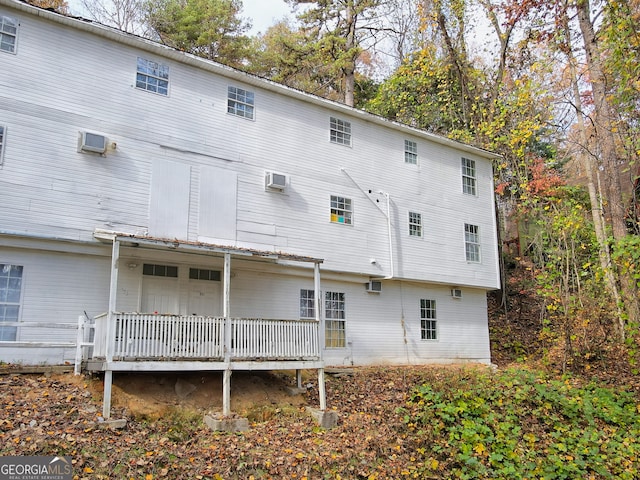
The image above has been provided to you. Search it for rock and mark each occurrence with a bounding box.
[175,378,197,399]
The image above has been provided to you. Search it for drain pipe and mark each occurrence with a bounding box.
[382,192,395,280]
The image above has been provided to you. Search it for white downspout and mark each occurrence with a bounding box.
[382,192,395,279]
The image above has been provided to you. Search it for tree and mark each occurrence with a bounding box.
[80,0,146,35]
[26,0,68,13]
[144,0,252,68]
[286,0,385,106]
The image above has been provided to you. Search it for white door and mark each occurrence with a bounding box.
[141,277,180,314]
[187,281,221,316]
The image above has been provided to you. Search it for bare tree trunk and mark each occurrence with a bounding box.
[576,0,639,335]
[562,8,625,338]
[343,1,357,107]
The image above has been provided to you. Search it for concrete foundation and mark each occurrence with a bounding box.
[204,414,249,432]
[306,407,339,429]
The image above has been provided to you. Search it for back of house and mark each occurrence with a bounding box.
[0,0,500,367]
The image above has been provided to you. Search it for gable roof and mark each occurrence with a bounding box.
[2,0,500,160]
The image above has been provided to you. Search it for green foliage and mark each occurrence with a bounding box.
[144,0,252,67]
[401,367,640,479]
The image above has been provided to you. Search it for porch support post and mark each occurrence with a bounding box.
[103,238,120,419]
[314,261,327,411]
[223,369,232,416]
[223,252,232,416]
[296,369,302,389]
[318,368,326,411]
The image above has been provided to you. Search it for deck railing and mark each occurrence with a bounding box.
[92,313,320,361]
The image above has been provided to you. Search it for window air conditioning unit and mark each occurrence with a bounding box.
[366,280,382,293]
[79,132,108,154]
[451,288,463,299]
[265,171,287,190]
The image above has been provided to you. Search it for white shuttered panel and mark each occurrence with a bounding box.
[149,160,191,239]
[199,166,237,242]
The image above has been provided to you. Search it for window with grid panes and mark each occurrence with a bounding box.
[227,86,255,119]
[464,223,481,262]
[0,15,17,54]
[330,195,352,225]
[404,139,417,164]
[409,211,422,237]
[299,289,315,319]
[330,117,351,146]
[143,264,178,277]
[462,157,477,195]
[0,264,22,341]
[420,299,437,340]
[189,268,221,281]
[136,57,169,95]
[325,291,346,348]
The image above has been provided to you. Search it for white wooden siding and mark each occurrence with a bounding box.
[0,2,499,289]
[0,0,498,366]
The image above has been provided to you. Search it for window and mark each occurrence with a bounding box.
[136,57,169,95]
[404,140,417,164]
[300,289,315,319]
[420,299,437,340]
[189,268,221,281]
[462,157,477,195]
[325,291,346,348]
[0,126,5,165]
[330,195,352,225]
[330,117,351,146]
[409,211,422,237]
[143,263,178,277]
[0,264,22,341]
[465,223,481,262]
[0,15,17,54]
[227,86,255,119]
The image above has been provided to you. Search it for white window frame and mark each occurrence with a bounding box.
[420,299,437,340]
[409,211,422,237]
[330,195,353,225]
[0,264,23,341]
[143,263,178,278]
[299,289,315,319]
[0,15,18,54]
[0,125,5,166]
[465,223,481,262]
[136,57,169,96]
[462,157,477,195]
[330,117,351,146]
[227,86,255,120]
[325,291,346,348]
[404,139,418,164]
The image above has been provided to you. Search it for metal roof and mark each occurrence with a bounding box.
[93,229,324,264]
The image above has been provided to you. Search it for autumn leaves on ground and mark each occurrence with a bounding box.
[2,363,640,479]
[2,265,640,479]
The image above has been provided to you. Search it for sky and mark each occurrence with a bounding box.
[66,0,295,36]
[241,0,293,35]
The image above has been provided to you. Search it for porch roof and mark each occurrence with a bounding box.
[93,229,324,264]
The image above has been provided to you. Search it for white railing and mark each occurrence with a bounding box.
[91,313,320,361]
[231,318,320,359]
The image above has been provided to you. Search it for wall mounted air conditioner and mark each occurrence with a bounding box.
[79,132,108,154]
[451,288,463,299]
[366,280,382,293]
[265,171,287,190]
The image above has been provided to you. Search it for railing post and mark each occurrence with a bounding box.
[74,315,85,375]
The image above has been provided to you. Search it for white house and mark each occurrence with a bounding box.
[0,0,500,414]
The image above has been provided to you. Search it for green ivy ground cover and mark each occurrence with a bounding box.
[400,367,640,479]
